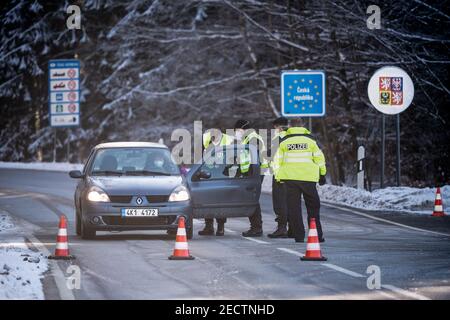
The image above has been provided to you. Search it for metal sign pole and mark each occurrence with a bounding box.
[396,114,401,186]
[380,114,385,188]
[67,129,70,163]
[53,129,57,163]
[308,117,312,132]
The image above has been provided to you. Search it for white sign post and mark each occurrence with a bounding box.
[368,66,414,187]
[357,146,365,190]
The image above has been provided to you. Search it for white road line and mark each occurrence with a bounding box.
[324,202,450,237]
[24,233,76,300]
[1,210,75,300]
[243,237,270,244]
[277,247,303,257]
[224,228,237,233]
[277,247,432,300]
[378,290,399,300]
[321,263,365,278]
[382,284,431,300]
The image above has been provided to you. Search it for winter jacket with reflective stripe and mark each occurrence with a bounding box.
[241,131,268,172]
[203,132,234,149]
[276,127,326,183]
[270,130,287,178]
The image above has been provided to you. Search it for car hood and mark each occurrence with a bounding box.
[88,175,183,195]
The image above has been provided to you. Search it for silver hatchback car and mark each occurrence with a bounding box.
[70,142,262,239]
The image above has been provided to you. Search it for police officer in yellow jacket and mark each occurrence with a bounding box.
[199,128,234,236]
[234,119,264,237]
[268,116,291,238]
[276,118,326,242]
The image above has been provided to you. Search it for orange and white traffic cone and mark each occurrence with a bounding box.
[300,218,327,261]
[48,215,75,260]
[168,217,195,260]
[432,187,446,217]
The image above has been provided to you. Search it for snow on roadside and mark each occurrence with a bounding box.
[262,175,449,215]
[0,161,83,172]
[0,212,49,300]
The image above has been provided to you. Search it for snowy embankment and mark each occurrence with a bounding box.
[0,212,48,299]
[262,175,448,215]
[0,161,83,172]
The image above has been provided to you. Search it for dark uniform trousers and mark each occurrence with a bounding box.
[247,175,264,230]
[272,176,288,227]
[285,180,323,240]
[204,218,226,226]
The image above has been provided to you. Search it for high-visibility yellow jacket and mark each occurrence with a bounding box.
[203,131,233,149]
[270,130,287,179]
[276,127,326,183]
[241,131,267,173]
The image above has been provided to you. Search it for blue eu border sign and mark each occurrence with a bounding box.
[281,70,326,117]
[48,59,80,127]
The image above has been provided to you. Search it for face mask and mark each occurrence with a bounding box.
[154,160,164,168]
[235,131,243,141]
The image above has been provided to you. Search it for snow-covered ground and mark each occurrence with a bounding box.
[0,161,83,172]
[262,175,448,215]
[0,211,48,299]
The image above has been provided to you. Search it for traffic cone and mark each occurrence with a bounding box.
[168,217,195,260]
[300,218,327,261]
[48,215,75,260]
[432,187,446,217]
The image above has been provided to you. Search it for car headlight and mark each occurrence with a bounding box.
[87,186,110,202]
[168,186,190,202]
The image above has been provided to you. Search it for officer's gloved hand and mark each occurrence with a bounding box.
[319,175,326,186]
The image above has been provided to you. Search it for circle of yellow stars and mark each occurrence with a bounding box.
[286,77,321,110]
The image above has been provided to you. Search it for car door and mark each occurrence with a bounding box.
[186,144,262,219]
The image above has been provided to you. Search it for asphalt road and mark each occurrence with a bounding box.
[0,168,449,300]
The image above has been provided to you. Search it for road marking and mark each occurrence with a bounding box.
[321,263,365,278]
[382,284,431,300]
[277,247,303,257]
[277,247,432,300]
[243,237,270,244]
[0,210,75,300]
[377,290,399,300]
[83,267,122,285]
[224,228,237,233]
[324,202,450,237]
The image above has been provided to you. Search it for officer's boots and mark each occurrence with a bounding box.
[216,222,225,236]
[242,228,263,237]
[268,225,288,238]
[198,220,214,236]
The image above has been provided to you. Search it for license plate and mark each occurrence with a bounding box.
[121,208,159,217]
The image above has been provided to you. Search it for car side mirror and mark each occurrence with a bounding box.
[69,170,84,179]
[193,169,211,181]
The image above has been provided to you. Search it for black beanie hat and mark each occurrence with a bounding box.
[272,116,288,127]
[234,119,251,130]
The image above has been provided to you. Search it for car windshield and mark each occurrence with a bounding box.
[90,147,180,176]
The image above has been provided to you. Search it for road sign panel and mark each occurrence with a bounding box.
[50,102,80,114]
[49,59,80,127]
[367,66,414,115]
[281,70,326,117]
[49,79,80,91]
[50,114,80,127]
[49,67,79,80]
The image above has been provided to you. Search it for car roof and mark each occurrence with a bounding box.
[94,142,168,149]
